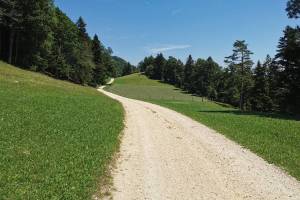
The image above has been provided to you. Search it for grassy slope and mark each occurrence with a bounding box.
[0,62,124,199]
[107,73,206,101]
[106,73,300,180]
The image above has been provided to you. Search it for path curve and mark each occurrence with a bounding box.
[98,88,300,200]
[106,78,114,85]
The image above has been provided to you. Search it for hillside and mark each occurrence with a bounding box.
[106,73,207,101]
[112,56,135,77]
[105,73,300,180]
[0,62,124,199]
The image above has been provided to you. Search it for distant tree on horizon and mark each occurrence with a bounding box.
[122,62,133,76]
[183,55,195,92]
[250,60,272,111]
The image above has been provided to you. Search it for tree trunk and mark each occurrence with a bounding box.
[240,81,244,111]
[14,32,19,65]
[0,30,2,59]
[8,30,15,64]
[240,52,245,111]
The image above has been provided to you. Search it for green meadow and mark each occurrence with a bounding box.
[0,62,124,199]
[106,73,300,180]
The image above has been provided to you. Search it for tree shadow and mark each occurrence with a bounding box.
[214,101,234,108]
[197,110,300,121]
[173,88,199,96]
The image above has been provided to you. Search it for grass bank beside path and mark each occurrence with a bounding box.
[0,61,124,199]
[105,73,300,181]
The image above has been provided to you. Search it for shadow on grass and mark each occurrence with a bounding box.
[197,109,300,121]
[173,88,199,96]
[214,101,234,108]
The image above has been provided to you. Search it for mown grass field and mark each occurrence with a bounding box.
[106,73,300,180]
[0,61,124,199]
[106,73,206,101]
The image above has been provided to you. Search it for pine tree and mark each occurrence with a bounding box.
[74,16,94,85]
[91,34,106,85]
[0,0,54,67]
[0,0,22,64]
[250,61,272,111]
[163,56,177,84]
[145,64,155,78]
[92,35,102,64]
[286,0,300,18]
[275,26,300,113]
[174,59,184,87]
[183,55,194,92]
[192,58,206,96]
[0,0,125,88]
[122,62,133,76]
[76,17,89,41]
[138,56,155,73]
[266,56,282,111]
[225,40,254,110]
[153,53,165,80]
[48,8,79,79]
[102,47,116,78]
[18,0,55,69]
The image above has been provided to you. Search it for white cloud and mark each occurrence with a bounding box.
[149,45,191,53]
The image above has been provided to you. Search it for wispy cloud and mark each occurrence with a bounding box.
[171,9,182,16]
[149,45,191,54]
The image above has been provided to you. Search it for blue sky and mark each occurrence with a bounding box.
[54,0,298,66]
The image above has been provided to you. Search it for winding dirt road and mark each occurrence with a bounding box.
[98,88,300,200]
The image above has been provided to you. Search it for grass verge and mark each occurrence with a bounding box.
[106,73,300,180]
[0,61,124,199]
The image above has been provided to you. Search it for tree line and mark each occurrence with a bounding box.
[139,0,300,114]
[112,56,137,77]
[0,0,134,86]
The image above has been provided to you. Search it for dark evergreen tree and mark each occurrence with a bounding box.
[0,0,22,64]
[74,17,94,85]
[192,58,207,96]
[122,62,133,76]
[266,56,282,111]
[18,0,55,70]
[286,0,300,18]
[0,0,128,87]
[163,56,177,84]
[138,56,155,73]
[275,26,300,113]
[190,57,221,100]
[250,61,272,111]
[145,64,155,78]
[48,8,79,80]
[91,34,107,85]
[173,59,184,87]
[153,53,165,80]
[102,47,116,78]
[76,17,89,40]
[0,0,55,69]
[183,55,195,92]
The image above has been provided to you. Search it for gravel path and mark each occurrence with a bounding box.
[98,89,300,200]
